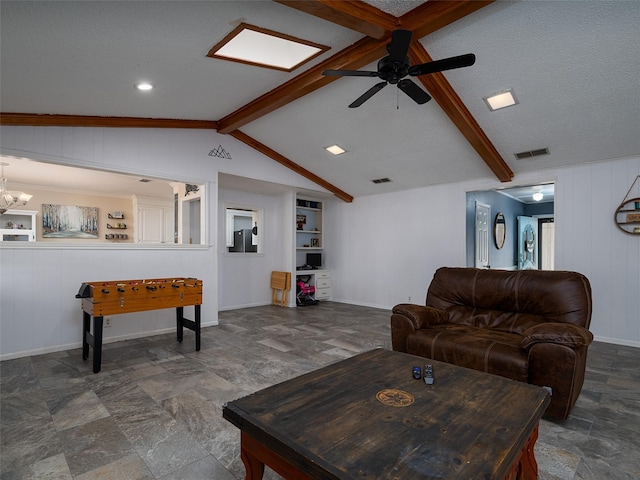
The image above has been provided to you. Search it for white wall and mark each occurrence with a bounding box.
[218,188,294,310]
[1,125,637,357]
[325,183,466,309]
[0,126,326,359]
[327,156,640,348]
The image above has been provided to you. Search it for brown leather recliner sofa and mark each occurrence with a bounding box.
[391,267,593,420]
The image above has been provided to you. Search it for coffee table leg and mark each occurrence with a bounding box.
[517,424,540,480]
[240,432,265,480]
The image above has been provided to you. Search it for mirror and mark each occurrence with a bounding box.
[494,212,506,249]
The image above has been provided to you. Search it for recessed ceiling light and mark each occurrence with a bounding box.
[135,82,154,91]
[325,145,346,156]
[484,89,518,111]
[207,23,329,72]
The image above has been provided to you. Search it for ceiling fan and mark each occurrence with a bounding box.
[323,29,476,108]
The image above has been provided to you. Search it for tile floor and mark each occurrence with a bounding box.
[1,302,638,479]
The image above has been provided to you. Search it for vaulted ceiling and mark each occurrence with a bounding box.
[1,1,638,201]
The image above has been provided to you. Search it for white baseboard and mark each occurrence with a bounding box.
[0,321,218,361]
[593,335,640,349]
[218,301,272,311]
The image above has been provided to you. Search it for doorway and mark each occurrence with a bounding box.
[466,183,555,270]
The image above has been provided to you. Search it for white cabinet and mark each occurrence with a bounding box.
[296,270,331,301]
[0,210,37,242]
[314,271,332,300]
[133,196,174,244]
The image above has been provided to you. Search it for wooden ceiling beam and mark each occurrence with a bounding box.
[0,113,218,129]
[216,36,386,134]
[408,43,513,182]
[1,1,507,201]
[230,129,353,203]
[273,0,398,39]
[399,1,495,38]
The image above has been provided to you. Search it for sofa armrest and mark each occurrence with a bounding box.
[521,323,594,350]
[392,304,449,329]
[391,304,448,353]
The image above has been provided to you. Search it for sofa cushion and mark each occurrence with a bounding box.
[426,267,593,332]
[406,325,529,383]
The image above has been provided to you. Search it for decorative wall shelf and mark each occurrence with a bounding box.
[615,176,640,235]
[615,198,640,235]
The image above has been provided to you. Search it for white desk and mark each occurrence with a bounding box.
[295,270,331,300]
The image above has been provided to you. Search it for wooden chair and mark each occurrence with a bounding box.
[271,271,291,307]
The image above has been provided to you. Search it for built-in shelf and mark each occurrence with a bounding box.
[0,210,37,242]
[296,199,323,251]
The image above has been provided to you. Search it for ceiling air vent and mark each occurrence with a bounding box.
[372,177,392,184]
[514,148,549,160]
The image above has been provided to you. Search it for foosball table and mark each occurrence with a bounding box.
[76,277,203,373]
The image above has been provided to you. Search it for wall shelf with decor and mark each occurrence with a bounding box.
[296,199,322,250]
[614,198,640,235]
[615,175,640,235]
[0,210,37,242]
[106,211,128,240]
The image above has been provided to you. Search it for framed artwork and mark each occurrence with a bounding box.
[42,204,99,238]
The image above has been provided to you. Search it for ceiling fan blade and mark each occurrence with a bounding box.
[387,29,412,63]
[408,53,476,76]
[397,79,431,105]
[323,70,379,77]
[348,82,387,108]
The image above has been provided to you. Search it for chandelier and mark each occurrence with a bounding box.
[0,162,33,214]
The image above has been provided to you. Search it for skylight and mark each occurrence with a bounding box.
[207,23,329,72]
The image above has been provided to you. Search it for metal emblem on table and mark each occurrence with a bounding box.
[376,389,415,407]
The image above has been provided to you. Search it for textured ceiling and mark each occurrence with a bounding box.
[1,1,638,199]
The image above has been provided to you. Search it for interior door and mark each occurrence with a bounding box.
[539,218,555,270]
[475,202,490,268]
[518,216,538,270]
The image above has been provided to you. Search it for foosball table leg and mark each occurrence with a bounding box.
[82,311,91,360]
[176,305,201,351]
[92,316,103,373]
[195,304,201,351]
[176,307,184,343]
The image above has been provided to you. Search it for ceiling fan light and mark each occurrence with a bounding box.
[325,145,346,156]
[484,89,518,111]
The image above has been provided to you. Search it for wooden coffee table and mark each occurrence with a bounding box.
[223,349,550,480]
